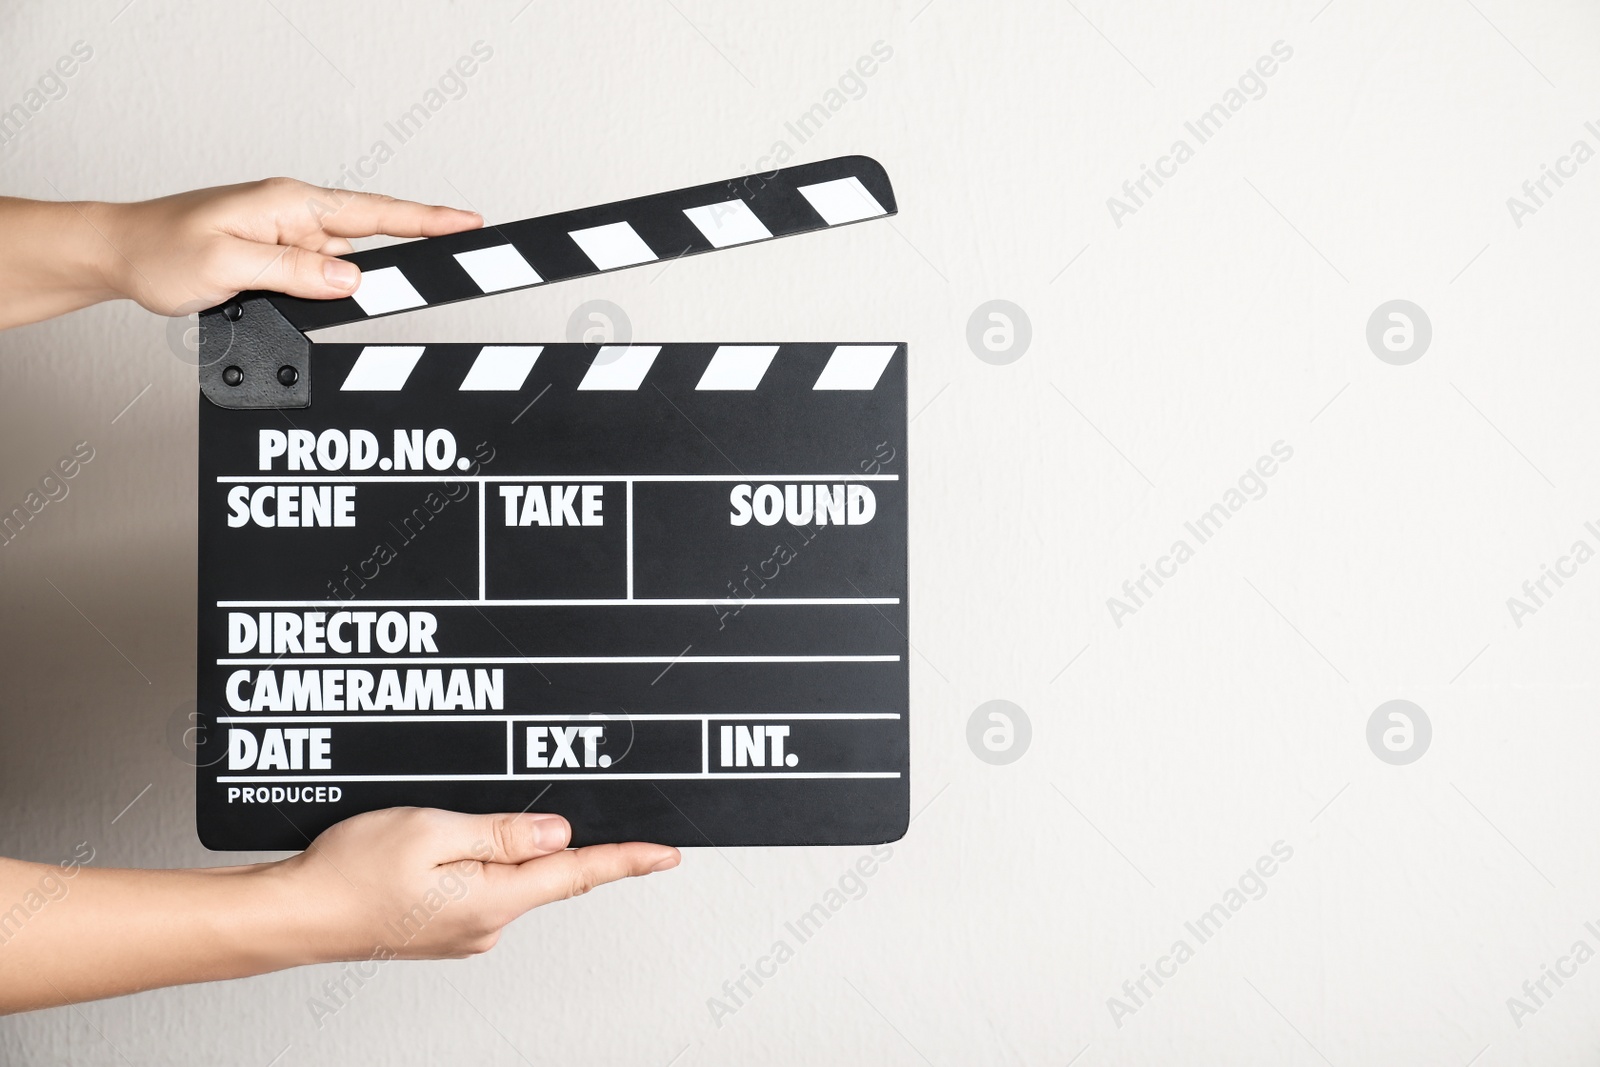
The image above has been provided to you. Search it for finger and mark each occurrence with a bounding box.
[216,237,361,300]
[430,811,572,865]
[280,230,355,256]
[307,188,482,239]
[497,842,680,914]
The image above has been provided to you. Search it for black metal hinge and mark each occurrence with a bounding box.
[197,296,310,409]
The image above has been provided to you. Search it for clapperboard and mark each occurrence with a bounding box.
[194,156,909,850]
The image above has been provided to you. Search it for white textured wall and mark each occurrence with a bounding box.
[3,0,1600,1062]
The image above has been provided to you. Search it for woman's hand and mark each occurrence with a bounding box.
[94,178,482,313]
[269,808,681,963]
[0,809,680,1014]
[0,179,482,328]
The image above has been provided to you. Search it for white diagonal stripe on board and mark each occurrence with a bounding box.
[341,346,426,391]
[796,176,887,225]
[813,345,897,390]
[696,345,779,390]
[460,346,543,391]
[682,200,773,247]
[454,244,543,292]
[568,220,658,270]
[577,345,661,390]
[349,266,427,315]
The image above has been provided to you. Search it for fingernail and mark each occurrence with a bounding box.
[649,852,680,873]
[527,813,568,850]
[324,259,359,290]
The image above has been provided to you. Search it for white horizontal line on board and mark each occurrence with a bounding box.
[217,597,901,608]
[215,474,901,483]
[218,771,903,783]
[219,712,903,724]
[216,655,902,666]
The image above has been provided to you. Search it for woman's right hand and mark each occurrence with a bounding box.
[265,807,681,963]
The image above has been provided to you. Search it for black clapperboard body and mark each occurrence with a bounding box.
[195,157,909,850]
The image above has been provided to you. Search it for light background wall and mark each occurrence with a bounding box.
[3,0,1599,1063]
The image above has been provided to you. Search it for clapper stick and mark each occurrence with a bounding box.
[198,155,897,407]
[194,156,908,851]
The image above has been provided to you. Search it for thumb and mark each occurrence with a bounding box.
[434,811,573,866]
[219,237,362,300]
